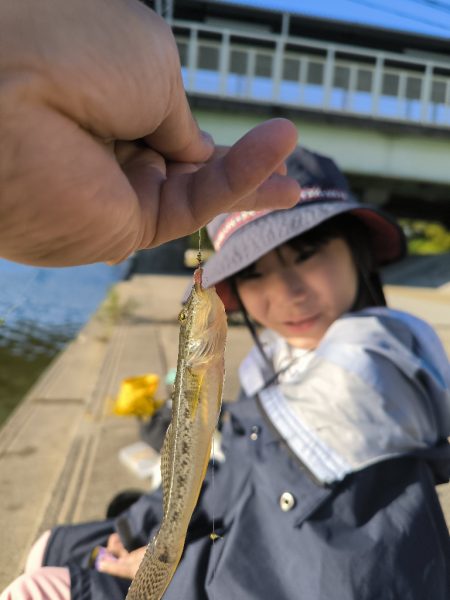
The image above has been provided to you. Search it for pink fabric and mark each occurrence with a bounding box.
[0,530,71,599]
[25,531,52,574]
[0,568,71,600]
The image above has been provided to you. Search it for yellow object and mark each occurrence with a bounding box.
[113,374,163,418]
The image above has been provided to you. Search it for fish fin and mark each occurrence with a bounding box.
[186,368,205,418]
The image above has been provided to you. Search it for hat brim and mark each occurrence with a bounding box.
[202,200,406,312]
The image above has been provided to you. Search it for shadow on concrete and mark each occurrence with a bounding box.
[382,253,450,288]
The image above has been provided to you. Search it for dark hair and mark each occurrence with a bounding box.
[286,213,386,310]
[230,214,386,366]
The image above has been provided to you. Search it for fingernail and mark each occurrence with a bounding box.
[200,130,214,147]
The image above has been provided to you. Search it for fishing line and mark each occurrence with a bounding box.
[198,226,219,596]
[197,228,203,266]
[196,227,220,597]
[210,433,218,600]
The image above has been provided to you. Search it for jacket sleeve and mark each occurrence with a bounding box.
[319,310,450,442]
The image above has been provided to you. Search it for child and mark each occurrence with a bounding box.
[3,147,450,599]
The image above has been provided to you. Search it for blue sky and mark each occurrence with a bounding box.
[210,0,450,40]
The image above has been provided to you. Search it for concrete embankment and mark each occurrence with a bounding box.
[0,276,449,588]
[0,274,251,588]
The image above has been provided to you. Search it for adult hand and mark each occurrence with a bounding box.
[0,0,300,267]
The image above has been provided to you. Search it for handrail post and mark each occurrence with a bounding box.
[272,38,285,101]
[421,63,433,123]
[347,65,357,112]
[372,54,384,116]
[323,47,335,109]
[187,27,198,91]
[219,32,231,96]
[281,12,290,37]
[446,81,450,125]
[398,72,406,118]
[246,49,256,98]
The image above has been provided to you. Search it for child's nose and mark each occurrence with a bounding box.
[272,270,306,298]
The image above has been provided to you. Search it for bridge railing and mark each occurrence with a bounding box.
[172,20,450,128]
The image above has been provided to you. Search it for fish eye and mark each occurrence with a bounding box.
[178,310,187,323]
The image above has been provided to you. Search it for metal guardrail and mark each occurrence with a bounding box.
[173,20,450,128]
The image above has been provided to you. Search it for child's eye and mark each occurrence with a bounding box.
[295,247,318,263]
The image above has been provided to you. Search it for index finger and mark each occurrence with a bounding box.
[148,118,299,245]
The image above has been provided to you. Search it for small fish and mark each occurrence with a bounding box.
[126,266,227,600]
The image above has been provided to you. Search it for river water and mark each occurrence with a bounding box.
[0,259,129,426]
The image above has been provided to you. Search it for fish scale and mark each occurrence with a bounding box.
[126,267,227,599]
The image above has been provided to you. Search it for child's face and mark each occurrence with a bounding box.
[236,238,358,349]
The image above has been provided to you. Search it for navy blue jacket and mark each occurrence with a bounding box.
[46,392,450,599]
[45,308,450,599]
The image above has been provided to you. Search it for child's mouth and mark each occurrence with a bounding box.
[284,315,319,332]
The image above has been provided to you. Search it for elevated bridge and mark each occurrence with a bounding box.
[148,0,450,225]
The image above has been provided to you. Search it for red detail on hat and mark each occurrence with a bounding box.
[212,188,347,251]
[215,280,239,313]
[351,209,402,265]
[213,210,271,251]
